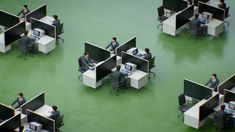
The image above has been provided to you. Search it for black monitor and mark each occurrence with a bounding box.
[21,92,45,114]
[96,55,117,82]
[163,0,188,12]
[27,110,55,132]
[193,0,209,6]
[176,5,194,29]
[4,21,25,46]
[26,4,47,22]
[198,2,225,21]
[121,52,149,73]
[0,103,15,121]
[199,93,219,121]
[184,79,212,100]
[116,37,136,56]
[218,74,235,94]
[0,10,20,28]
[224,90,235,103]
[31,18,56,38]
[84,42,110,62]
[0,114,21,131]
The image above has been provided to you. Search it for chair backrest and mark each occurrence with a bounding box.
[157,6,165,18]
[188,21,198,34]
[78,57,83,68]
[56,23,64,35]
[225,7,230,18]
[149,56,155,69]
[56,114,64,128]
[178,93,186,107]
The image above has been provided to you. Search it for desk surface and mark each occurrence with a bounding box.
[214,103,235,118]
[120,64,148,80]
[40,16,54,25]
[35,105,52,117]
[28,30,55,45]
[184,99,207,119]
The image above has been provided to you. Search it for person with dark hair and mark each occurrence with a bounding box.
[214,105,226,130]
[205,73,220,91]
[52,15,61,27]
[17,5,30,18]
[19,31,35,56]
[78,52,94,73]
[106,37,119,53]
[191,14,207,36]
[11,93,26,109]
[142,48,152,60]
[218,0,226,9]
[48,105,60,120]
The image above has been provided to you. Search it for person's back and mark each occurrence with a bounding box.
[215,110,225,127]
[143,52,152,60]
[111,71,123,88]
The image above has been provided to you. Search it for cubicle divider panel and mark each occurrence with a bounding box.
[0,10,20,28]
[31,18,56,38]
[184,79,212,100]
[0,113,21,131]
[84,42,111,62]
[121,51,149,73]
[27,109,55,132]
[26,4,47,22]
[4,21,25,46]
[163,0,188,12]
[193,0,209,6]
[176,5,194,29]
[0,103,15,121]
[224,90,235,103]
[218,74,235,94]
[116,37,136,57]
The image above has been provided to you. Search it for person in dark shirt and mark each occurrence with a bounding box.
[143,48,152,60]
[106,37,119,53]
[214,105,226,129]
[191,14,207,36]
[218,0,226,9]
[78,52,94,73]
[48,106,60,120]
[52,15,61,27]
[17,5,30,18]
[205,73,220,91]
[11,93,26,109]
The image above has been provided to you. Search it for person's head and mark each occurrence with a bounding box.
[116,65,121,71]
[211,73,217,79]
[23,5,28,10]
[18,93,24,98]
[112,37,117,43]
[195,14,199,19]
[221,105,225,111]
[24,31,28,36]
[53,15,58,20]
[220,0,224,3]
[145,48,150,53]
[52,105,58,112]
[84,52,89,59]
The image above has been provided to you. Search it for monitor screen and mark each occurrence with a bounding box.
[125,64,132,71]
[228,102,235,110]
[132,48,138,55]
[33,30,40,36]
[29,124,36,131]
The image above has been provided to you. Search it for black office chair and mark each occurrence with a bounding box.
[18,38,36,59]
[56,23,64,44]
[224,7,230,28]
[56,114,64,132]
[149,57,156,79]
[110,74,129,96]
[157,6,168,29]
[177,93,188,120]
[78,57,83,80]
[188,21,202,40]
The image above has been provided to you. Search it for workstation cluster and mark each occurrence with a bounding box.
[158,0,229,37]
[0,4,62,54]
[0,92,63,132]
[80,37,156,90]
[179,74,235,130]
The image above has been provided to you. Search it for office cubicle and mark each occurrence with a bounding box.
[0,113,21,131]
[0,103,15,121]
[176,5,194,29]
[116,37,136,56]
[25,4,47,22]
[163,0,188,12]
[198,2,225,21]
[4,21,25,46]
[27,109,55,132]
[31,18,56,38]
[184,79,212,100]
[199,93,219,121]
[218,74,235,94]
[21,92,45,114]
[193,0,209,6]
[224,90,235,103]
[96,55,117,82]
[0,10,20,28]
[84,42,110,62]
[121,51,149,73]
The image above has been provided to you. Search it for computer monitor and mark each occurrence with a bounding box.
[184,79,212,100]
[0,114,21,131]
[116,37,136,56]
[84,42,111,62]
[33,29,40,36]
[21,92,45,114]
[176,5,194,29]
[125,63,137,72]
[31,18,56,38]
[224,90,235,103]
[26,4,47,22]
[0,103,15,121]
[0,10,20,28]
[127,47,138,56]
[29,122,43,132]
[218,74,235,94]
[228,101,235,110]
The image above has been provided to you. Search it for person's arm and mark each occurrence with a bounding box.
[205,79,211,86]
[213,79,220,89]
[17,9,23,16]
[11,98,18,107]
[105,42,112,49]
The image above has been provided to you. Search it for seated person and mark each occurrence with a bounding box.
[142,48,152,60]
[78,52,94,73]
[48,106,60,120]
[218,0,226,9]
[52,15,61,27]
[17,5,30,18]
[111,65,128,89]
[191,14,207,36]
[105,37,119,53]
[214,105,226,129]
[19,31,35,55]
[11,93,26,109]
[205,73,219,91]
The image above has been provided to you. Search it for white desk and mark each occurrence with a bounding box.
[162,13,178,36]
[0,33,11,53]
[83,69,102,89]
[40,16,54,25]
[17,124,50,132]
[15,111,27,125]
[184,99,207,129]
[205,19,224,37]
[34,105,52,117]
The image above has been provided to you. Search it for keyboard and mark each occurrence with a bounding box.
[225,108,235,114]
[29,35,39,40]
[120,69,131,75]
[198,18,208,24]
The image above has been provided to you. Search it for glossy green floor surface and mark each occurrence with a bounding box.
[0,0,235,132]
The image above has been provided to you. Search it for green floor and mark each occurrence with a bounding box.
[0,0,235,132]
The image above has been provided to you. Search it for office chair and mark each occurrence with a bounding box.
[18,38,36,59]
[177,93,188,120]
[110,74,129,96]
[78,57,83,81]
[149,57,156,79]
[56,114,64,132]
[224,7,230,29]
[56,23,64,44]
[188,21,203,40]
[157,6,168,29]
